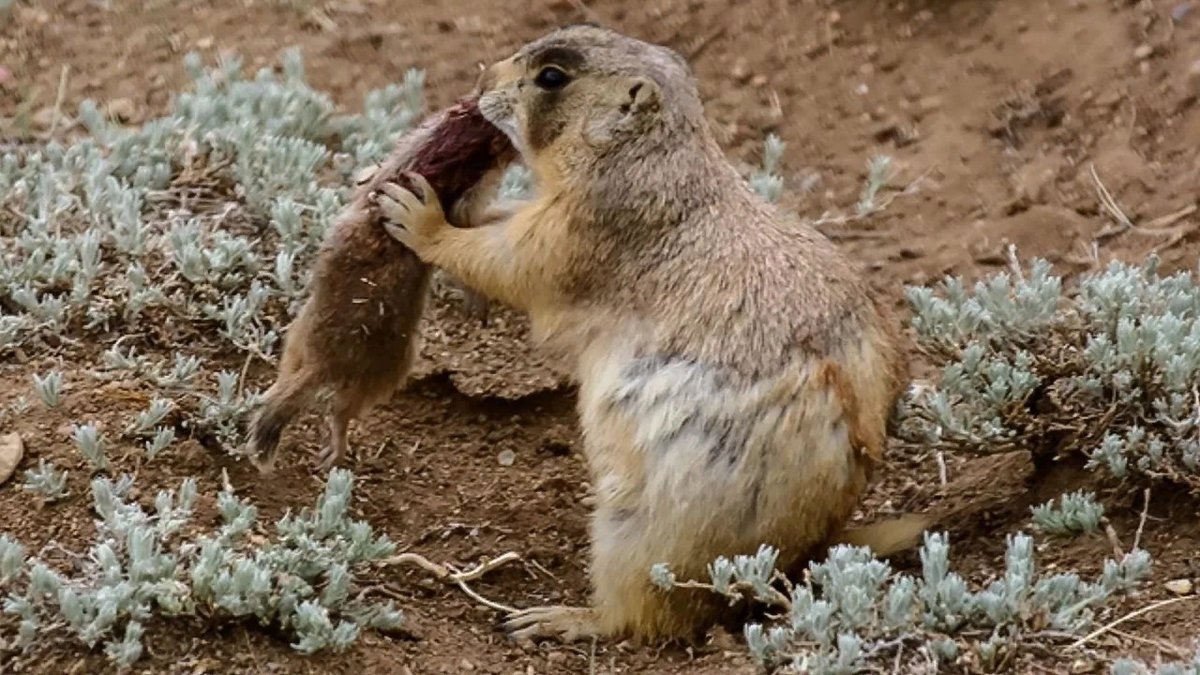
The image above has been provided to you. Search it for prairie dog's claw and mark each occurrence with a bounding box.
[502,606,597,643]
[383,222,413,248]
[401,170,437,207]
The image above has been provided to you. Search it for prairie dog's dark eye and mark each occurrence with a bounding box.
[533,66,570,90]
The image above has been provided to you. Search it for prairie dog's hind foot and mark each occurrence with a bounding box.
[313,440,345,471]
[314,408,355,470]
[502,606,598,644]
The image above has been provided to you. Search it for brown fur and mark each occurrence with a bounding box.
[375,25,920,642]
[245,98,514,472]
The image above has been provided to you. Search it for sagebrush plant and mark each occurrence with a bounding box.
[0,469,400,668]
[750,134,786,203]
[22,459,69,504]
[1031,490,1105,536]
[898,249,1200,492]
[653,533,1152,673]
[1112,649,1200,675]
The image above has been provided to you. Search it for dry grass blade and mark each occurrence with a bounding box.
[1091,164,1133,237]
[1068,595,1200,651]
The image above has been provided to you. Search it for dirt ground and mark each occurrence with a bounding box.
[2,0,1199,673]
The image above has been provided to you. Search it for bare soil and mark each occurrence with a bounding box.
[2,0,1199,673]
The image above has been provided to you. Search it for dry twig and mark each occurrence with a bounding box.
[383,551,522,614]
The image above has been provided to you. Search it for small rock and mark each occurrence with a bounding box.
[1134,44,1154,61]
[750,74,767,87]
[918,95,943,114]
[0,66,12,87]
[1164,579,1194,596]
[0,433,23,485]
[458,659,475,671]
[196,36,214,49]
[730,59,749,82]
[497,449,516,467]
[546,652,567,664]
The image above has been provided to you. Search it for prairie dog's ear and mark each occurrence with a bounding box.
[583,75,664,147]
[620,77,661,115]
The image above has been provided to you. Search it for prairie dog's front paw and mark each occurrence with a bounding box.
[376,171,450,256]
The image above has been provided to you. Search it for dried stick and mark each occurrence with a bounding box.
[383,551,521,613]
[1132,487,1151,553]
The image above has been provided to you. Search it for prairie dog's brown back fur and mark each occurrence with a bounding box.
[376,25,914,642]
[246,100,514,472]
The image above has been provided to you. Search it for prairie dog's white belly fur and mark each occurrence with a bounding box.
[572,328,860,578]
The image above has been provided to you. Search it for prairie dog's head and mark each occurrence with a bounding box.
[476,25,704,170]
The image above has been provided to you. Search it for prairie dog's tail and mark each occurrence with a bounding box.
[830,514,933,557]
[246,367,318,473]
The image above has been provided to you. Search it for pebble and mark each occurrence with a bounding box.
[1164,578,1194,596]
[730,59,750,83]
[918,95,943,113]
[1134,44,1154,61]
[497,449,516,466]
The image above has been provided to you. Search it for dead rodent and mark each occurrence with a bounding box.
[245,97,514,473]
[376,25,923,643]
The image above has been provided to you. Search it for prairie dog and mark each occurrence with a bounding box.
[377,26,914,642]
[245,99,513,473]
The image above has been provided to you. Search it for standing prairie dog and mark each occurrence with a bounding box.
[377,25,915,642]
